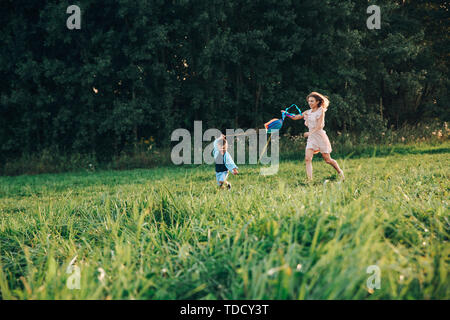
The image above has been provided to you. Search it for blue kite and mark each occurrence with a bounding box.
[264,104,302,133]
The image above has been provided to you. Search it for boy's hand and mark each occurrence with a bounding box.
[304,132,310,138]
[232,168,238,175]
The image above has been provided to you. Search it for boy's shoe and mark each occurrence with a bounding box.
[226,181,231,190]
[338,170,345,181]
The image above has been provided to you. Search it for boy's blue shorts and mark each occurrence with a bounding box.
[215,171,229,186]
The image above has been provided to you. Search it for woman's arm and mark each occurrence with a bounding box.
[291,114,304,120]
[281,110,304,120]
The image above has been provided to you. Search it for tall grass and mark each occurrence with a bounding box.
[1,121,448,176]
[0,142,448,299]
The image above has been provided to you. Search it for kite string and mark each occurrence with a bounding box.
[224,130,261,137]
[219,129,273,164]
[225,105,302,137]
[257,135,272,164]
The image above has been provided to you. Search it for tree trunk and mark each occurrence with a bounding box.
[132,88,138,151]
[255,83,262,127]
[380,96,383,119]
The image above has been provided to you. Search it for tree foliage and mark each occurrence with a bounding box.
[0,0,448,162]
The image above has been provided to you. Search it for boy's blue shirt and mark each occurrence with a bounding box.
[213,138,238,172]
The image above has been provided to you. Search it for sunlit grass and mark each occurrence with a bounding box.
[0,142,448,299]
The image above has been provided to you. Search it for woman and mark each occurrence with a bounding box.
[285,92,345,181]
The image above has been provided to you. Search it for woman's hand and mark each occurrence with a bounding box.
[303,132,310,138]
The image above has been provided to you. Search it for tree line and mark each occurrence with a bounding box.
[1,0,448,163]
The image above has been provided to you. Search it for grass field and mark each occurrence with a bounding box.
[0,142,448,299]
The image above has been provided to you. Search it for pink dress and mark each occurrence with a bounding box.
[303,107,332,154]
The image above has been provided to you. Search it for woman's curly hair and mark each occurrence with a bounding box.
[306,92,330,111]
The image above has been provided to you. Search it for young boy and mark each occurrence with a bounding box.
[213,134,238,189]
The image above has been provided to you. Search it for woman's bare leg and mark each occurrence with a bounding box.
[305,149,315,180]
[321,153,344,176]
